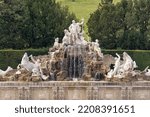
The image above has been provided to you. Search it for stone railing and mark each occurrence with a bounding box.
[0,81,150,100]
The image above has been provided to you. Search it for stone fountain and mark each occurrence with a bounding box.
[0,19,150,100]
[0,19,150,82]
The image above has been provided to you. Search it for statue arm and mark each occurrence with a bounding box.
[69,25,72,32]
[116,53,120,59]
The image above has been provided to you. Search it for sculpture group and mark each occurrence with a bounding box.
[0,19,150,82]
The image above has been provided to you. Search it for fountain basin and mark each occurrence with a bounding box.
[0,81,150,100]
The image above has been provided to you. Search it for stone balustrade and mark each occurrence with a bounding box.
[0,81,150,100]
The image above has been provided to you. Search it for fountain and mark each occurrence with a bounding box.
[0,19,149,82]
[0,19,150,100]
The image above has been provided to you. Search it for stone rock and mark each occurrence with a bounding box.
[82,74,92,81]
[103,54,115,68]
[16,69,32,81]
[3,69,17,81]
[56,71,67,81]
[31,76,41,82]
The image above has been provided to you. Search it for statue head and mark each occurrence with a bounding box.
[72,20,76,24]
[95,39,99,43]
[64,29,68,34]
[55,38,59,42]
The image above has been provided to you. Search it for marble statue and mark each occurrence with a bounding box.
[106,53,121,78]
[69,20,78,42]
[53,38,60,49]
[30,55,49,80]
[121,52,137,71]
[144,66,150,76]
[106,69,114,78]
[20,53,39,72]
[93,39,103,58]
[106,52,138,79]
[113,53,121,75]
[69,19,84,44]
[0,66,13,77]
[145,69,150,76]
[62,29,71,45]
[20,53,48,80]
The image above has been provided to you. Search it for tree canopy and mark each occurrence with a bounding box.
[0,0,76,49]
[87,0,150,50]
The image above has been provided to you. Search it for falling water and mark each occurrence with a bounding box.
[64,44,85,80]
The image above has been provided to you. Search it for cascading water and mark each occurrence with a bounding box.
[65,45,85,80]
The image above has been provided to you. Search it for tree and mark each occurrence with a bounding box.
[21,0,76,48]
[0,0,76,49]
[134,0,150,49]
[0,0,28,49]
[87,0,150,50]
[87,0,120,49]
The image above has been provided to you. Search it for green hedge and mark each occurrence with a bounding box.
[0,49,149,70]
[102,50,150,70]
[0,48,48,70]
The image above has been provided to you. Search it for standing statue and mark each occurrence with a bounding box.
[69,19,84,44]
[113,53,121,75]
[93,39,103,58]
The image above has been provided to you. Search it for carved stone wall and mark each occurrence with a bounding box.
[0,81,150,100]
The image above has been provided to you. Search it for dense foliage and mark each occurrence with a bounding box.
[0,0,76,49]
[87,0,150,49]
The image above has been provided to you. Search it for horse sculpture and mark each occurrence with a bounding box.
[0,66,13,77]
[20,53,48,80]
